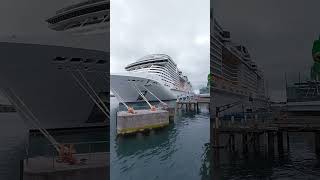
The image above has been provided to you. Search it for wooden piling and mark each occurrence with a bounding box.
[315,131,320,155]
[231,134,235,151]
[277,131,284,154]
[268,132,274,154]
[286,131,290,151]
[242,133,248,153]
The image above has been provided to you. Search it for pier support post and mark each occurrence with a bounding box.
[277,131,284,155]
[196,103,199,112]
[286,131,290,151]
[242,133,248,153]
[268,132,275,154]
[315,131,320,155]
[229,134,235,152]
[253,133,260,152]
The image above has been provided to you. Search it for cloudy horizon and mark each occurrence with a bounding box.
[111,0,210,91]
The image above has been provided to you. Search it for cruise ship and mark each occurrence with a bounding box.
[286,36,320,114]
[0,0,109,129]
[286,81,320,113]
[210,18,268,115]
[110,54,193,102]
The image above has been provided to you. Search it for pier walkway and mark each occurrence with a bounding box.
[211,114,320,159]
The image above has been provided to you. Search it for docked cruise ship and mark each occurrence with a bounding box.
[286,81,320,113]
[110,54,193,102]
[286,36,320,114]
[211,18,268,115]
[0,0,109,129]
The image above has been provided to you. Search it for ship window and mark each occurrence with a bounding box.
[97,60,106,64]
[70,58,82,62]
[84,59,95,63]
[53,56,67,61]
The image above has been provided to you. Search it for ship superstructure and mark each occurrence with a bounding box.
[211,18,267,114]
[111,54,192,102]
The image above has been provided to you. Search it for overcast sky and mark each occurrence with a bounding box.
[111,0,210,91]
[0,0,106,51]
[213,0,320,101]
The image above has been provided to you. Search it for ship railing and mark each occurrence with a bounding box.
[24,140,109,168]
[219,112,274,128]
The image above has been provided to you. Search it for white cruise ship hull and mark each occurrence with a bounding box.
[0,42,109,129]
[110,74,187,102]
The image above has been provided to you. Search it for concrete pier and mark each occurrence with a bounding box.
[117,109,169,135]
[23,152,109,180]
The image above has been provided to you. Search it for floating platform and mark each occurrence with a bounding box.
[23,152,109,180]
[117,109,169,135]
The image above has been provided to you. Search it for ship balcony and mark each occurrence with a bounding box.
[48,10,109,31]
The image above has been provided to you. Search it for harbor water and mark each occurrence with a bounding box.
[212,132,320,179]
[110,97,211,180]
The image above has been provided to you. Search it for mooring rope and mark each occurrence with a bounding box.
[70,71,109,119]
[129,81,153,109]
[1,88,60,152]
[110,87,129,110]
[143,85,167,105]
[77,70,109,114]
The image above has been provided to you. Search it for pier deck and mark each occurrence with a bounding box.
[211,115,320,157]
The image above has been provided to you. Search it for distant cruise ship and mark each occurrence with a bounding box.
[110,54,193,102]
[286,36,320,114]
[211,18,268,115]
[286,81,320,113]
[0,0,109,129]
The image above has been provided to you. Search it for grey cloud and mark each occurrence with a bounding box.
[214,0,320,101]
[111,0,210,90]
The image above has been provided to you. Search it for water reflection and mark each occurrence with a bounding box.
[211,133,320,179]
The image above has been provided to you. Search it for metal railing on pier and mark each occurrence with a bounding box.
[218,112,275,129]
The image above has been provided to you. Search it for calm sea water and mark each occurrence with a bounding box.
[212,133,320,180]
[110,97,211,180]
